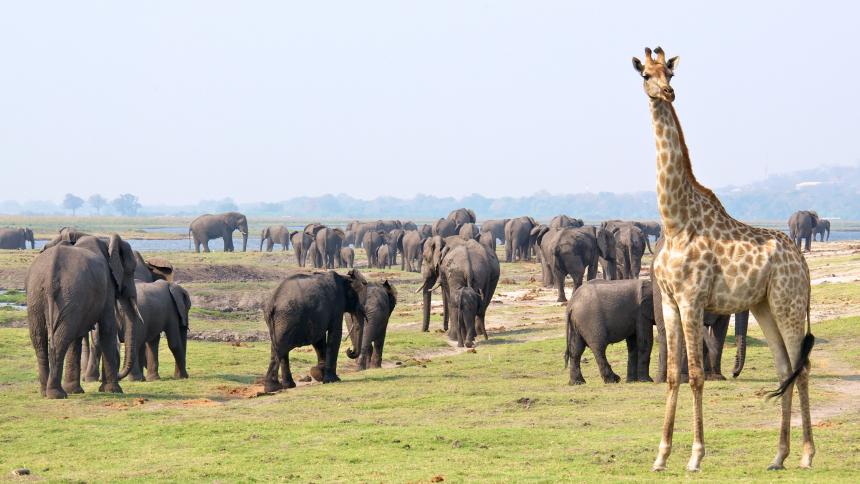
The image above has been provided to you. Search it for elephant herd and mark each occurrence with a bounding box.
[788,210,830,251]
[12,206,819,399]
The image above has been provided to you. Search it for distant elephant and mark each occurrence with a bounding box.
[362,231,385,268]
[346,280,397,370]
[128,280,191,382]
[378,220,402,233]
[290,230,312,267]
[650,238,748,382]
[315,227,345,269]
[478,231,496,252]
[479,219,508,246]
[635,220,661,241]
[263,269,367,391]
[189,212,249,252]
[26,234,141,398]
[0,227,35,249]
[565,279,655,385]
[458,223,479,240]
[595,227,619,280]
[419,236,500,347]
[376,245,391,269]
[788,210,819,252]
[505,216,538,262]
[260,225,290,252]
[432,218,458,238]
[306,240,323,268]
[608,223,649,279]
[353,222,382,249]
[419,224,433,238]
[813,218,830,242]
[447,208,477,228]
[549,215,584,230]
[402,221,418,231]
[339,247,355,268]
[387,229,406,266]
[402,230,426,272]
[343,230,356,247]
[534,226,599,302]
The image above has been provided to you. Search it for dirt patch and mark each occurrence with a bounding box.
[217,385,271,399]
[177,264,282,283]
[188,330,267,342]
[102,398,148,409]
[180,398,220,407]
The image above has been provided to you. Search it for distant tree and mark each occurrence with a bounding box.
[63,193,84,216]
[216,197,238,212]
[88,194,107,215]
[112,194,141,216]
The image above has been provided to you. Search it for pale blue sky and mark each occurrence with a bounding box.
[1,1,857,205]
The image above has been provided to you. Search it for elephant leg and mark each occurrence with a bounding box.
[97,306,123,394]
[165,323,188,379]
[594,344,621,384]
[30,322,49,397]
[477,309,488,340]
[371,340,384,368]
[568,330,587,385]
[129,335,148,382]
[84,329,101,382]
[62,336,85,394]
[625,335,638,383]
[706,319,729,380]
[323,324,342,383]
[264,343,285,392]
[45,331,70,399]
[146,336,162,381]
[555,270,567,303]
[136,342,147,379]
[202,240,211,253]
[278,353,296,388]
[637,319,655,382]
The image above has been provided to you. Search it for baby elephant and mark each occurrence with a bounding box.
[452,286,483,347]
[565,279,654,385]
[376,245,391,269]
[132,280,192,381]
[339,247,355,268]
[347,280,397,370]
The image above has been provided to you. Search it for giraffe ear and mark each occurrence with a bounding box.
[666,56,679,71]
[632,57,644,74]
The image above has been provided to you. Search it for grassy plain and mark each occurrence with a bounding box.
[0,238,858,481]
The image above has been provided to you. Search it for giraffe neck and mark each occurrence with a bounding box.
[650,99,704,236]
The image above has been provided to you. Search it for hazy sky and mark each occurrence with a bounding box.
[1,1,858,205]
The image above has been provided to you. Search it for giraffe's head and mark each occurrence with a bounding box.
[632,47,679,102]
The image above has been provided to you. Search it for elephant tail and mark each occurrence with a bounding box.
[564,307,574,369]
[645,235,653,255]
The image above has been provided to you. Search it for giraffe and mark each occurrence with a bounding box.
[632,47,815,472]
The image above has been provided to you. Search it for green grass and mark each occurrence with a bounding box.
[812,282,860,307]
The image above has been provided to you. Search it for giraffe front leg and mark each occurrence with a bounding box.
[681,304,706,472]
[653,300,682,472]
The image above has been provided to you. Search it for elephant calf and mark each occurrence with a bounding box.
[131,280,192,381]
[347,281,397,370]
[376,245,391,269]
[565,279,654,385]
[339,247,355,268]
[452,286,482,348]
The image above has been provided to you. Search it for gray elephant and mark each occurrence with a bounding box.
[387,229,405,266]
[549,215,584,230]
[451,286,482,348]
[189,212,249,252]
[788,210,820,252]
[478,231,496,252]
[432,218,458,237]
[418,236,499,347]
[606,223,649,279]
[343,230,356,247]
[534,226,599,302]
[26,234,141,398]
[594,227,619,280]
[636,220,662,242]
[565,279,655,385]
[133,252,174,282]
[353,221,381,249]
[479,219,508,246]
[447,208,477,227]
[339,247,355,268]
[290,230,312,267]
[402,230,426,272]
[314,226,345,270]
[0,227,35,249]
[362,231,385,268]
[813,219,830,242]
[458,223,479,240]
[346,280,397,370]
[306,240,323,268]
[505,216,538,262]
[419,224,433,238]
[376,245,391,269]
[402,221,418,231]
[129,280,191,381]
[260,225,290,252]
[263,269,367,391]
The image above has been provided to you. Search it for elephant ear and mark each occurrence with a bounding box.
[383,280,398,312]
[527,216,538,227]
[640,280,654,320]
[333,228,345,239]
[108,234,127,295]
[532,225,550,245]
[467,209,476,222]
[168,283,191,328]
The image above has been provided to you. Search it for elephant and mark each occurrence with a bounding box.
[564,279,655,385]
[419,224,433,238]
[505,216,538,262]
[636,220,662,241]
[418,236,500,347]
[127,280,191,382]
[549,215,584,230]
[262,269,367,391]
[339,247,355,268]
[260,225,290,252]
[595,227,619,280]
[788,210,820,252]
[607,223,649,279]
[290,230,312,267]
[452,285,482,348]
[314,227,345,270]
[402,221,418,231]
[458,223,479,240]
[813,219,830,242]
[376,245,391,269]
[343,230,356,247]
[533,226,599,302]
[133,251,174,283]
[306,240,323,268]
[650,238,748,382]
[0,227,35,249]
[378,220,402,233]
[432,218,458,238]
[353,222,381,249]
[387,229,406,266]
[447,208,477,228]
[479,219,508,246]
[346,280,397,370]
[478,231,496,252]
[189,212,249,252]
[402,230,426,272]
[43,227,91,249]
[25,234,141,398]
[362,231,385,268]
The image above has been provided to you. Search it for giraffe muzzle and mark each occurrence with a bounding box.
[661,86,675,102]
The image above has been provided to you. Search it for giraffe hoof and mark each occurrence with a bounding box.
[651,464,667,472]
[685,465,701,472]
[767,464,785,471]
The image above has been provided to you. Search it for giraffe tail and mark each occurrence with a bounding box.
[766,298,815,400]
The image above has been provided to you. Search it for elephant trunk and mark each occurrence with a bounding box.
[260,230,266,251]
[241,231,248,252]
[345,312,365,359]
[421,287,432,332]
[117,298,141,380]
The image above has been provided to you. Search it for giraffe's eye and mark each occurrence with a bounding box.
[643,74,651,80]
